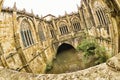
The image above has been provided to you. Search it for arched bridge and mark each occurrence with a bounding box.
[0,0,120,74]
[0,5,85,73]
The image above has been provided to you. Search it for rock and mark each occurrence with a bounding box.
[106,54,120,71]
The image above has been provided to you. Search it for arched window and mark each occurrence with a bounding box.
[38,24,45,41]
[95,4,110,34]
[72,22,81,31]
[95,7,109,26]
[20,19,34,47]
[59,24,69,35]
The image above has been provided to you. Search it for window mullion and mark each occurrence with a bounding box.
[24,30,29,47]
[21,30,27,47]
[96,10,102,25]
[28,29,34,45]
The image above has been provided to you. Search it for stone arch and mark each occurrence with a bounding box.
[57,20,68,27]
[17,16,35,26]
[71,17,80,22]
[56,43,76,54]
[94,1,104,8]
[17,16,36,32]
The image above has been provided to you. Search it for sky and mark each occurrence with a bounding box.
[3,0,81,17]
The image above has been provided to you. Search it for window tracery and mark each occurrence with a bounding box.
[94,2,110,34]
[71,18,81,31]
[20,19,34,47]
[59,24,69,35]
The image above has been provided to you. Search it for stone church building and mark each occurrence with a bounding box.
[0,0,120,74]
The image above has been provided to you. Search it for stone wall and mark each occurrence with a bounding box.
[0,0,119,74]
[80,0,114,55]
[0,1,85,74]
[0,60,120,80]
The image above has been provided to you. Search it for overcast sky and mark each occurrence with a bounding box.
[3,0,81,17]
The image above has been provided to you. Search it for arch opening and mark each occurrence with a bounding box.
[47,43,82,74]
[57,43,75,54]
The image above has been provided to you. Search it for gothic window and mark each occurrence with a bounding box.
[96,10,102,25]
[95,6,110,34]
[38,24,45,41]
[50,29,55,38]
[59,24,69,35]
[95,7,109,26]
[20,19,34,47]
[72,22,81,31]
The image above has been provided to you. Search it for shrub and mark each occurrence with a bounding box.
[77,39,98,57]
[77,38,109,67]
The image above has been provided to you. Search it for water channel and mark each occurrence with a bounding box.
[46,43,85,74]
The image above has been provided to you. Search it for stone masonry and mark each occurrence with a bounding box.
[0,0,120,79]
[0,61,120,80]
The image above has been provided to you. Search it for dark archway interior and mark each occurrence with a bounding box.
[57,43,75,54]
